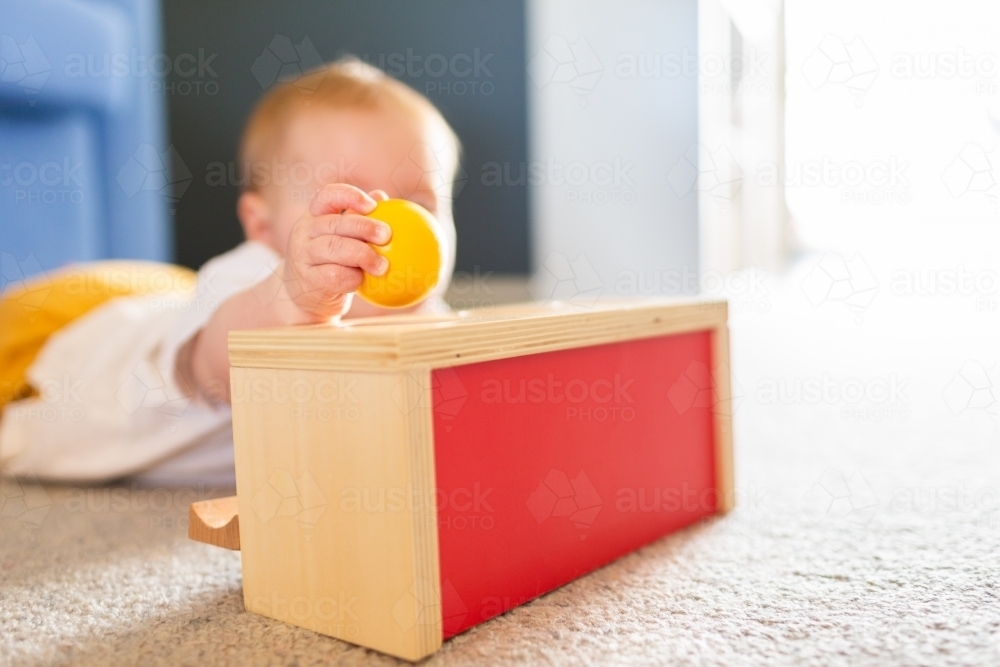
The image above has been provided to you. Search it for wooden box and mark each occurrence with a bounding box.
[213,298,732,660]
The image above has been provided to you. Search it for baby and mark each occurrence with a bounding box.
[0,59,459,485]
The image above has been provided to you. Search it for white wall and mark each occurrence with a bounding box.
[526,0,700,303]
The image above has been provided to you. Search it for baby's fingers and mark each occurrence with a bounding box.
[308,235,388,277]
[308,213,391,245]
[303,263,366,296]
[309,183,377,217]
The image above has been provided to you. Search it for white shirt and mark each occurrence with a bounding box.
[0,241,281,486]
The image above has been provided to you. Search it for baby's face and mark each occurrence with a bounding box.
[259,105,457,260]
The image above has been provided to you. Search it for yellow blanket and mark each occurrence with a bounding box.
[0,261,196,410]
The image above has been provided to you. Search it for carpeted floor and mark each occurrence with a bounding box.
[3,267,999,666]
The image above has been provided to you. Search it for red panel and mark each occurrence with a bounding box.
[431,331,719,637]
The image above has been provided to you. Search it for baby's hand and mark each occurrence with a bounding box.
[280,184,392,321]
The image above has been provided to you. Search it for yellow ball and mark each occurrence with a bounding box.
[357,199,444,309]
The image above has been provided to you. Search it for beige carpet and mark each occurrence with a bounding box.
[3,269,999,666]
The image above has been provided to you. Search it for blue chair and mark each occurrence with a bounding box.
[0,0,170,286]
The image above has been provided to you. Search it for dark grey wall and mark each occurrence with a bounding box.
[163,0,528,273]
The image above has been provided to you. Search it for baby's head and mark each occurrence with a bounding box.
[236,58,460,267]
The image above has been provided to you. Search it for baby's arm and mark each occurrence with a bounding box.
[179,184,392,403]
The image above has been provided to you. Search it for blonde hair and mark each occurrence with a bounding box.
[238,57,461,192]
